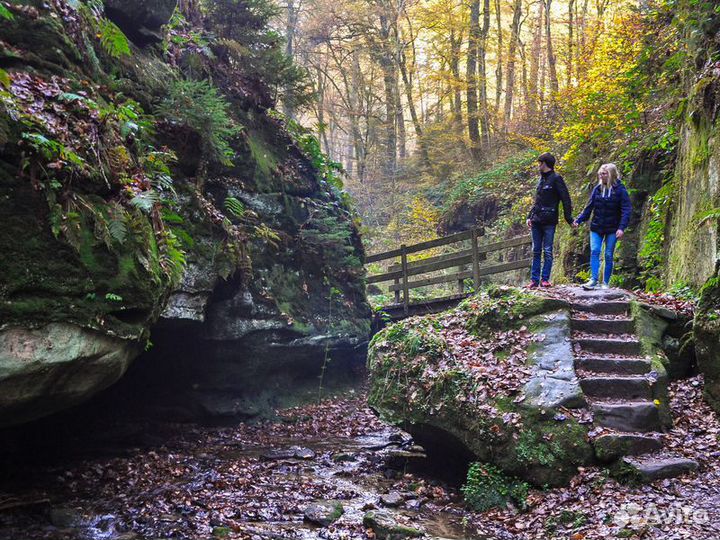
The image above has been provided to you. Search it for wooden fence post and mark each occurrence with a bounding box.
[471,228,480,290]
[400,244,409,315]
[393,281,401,304]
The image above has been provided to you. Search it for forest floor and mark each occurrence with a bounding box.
[0,376,719,540]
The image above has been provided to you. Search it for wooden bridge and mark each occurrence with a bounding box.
[366,228,532,320]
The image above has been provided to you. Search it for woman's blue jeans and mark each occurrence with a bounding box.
[531,223,556,282]
[590,231,618,284]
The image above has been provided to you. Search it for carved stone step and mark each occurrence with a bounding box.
[575,337,643,356]
[572,301,630,316]
[576,356,652,375]
[570,317,635,335]
[580,376,652,400]
[591,400,661,432]
[619,455,699,482]
[592,432,663,462]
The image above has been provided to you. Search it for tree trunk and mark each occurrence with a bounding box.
[283,0,300,119]
[467,0,481,160]
[503,0,522,131]
[577,0,590,77]
[479,0,491,150]
[399,48,430,167]
[395,76,406,161]
[494,0,503,116]
[377,14,398,177]
[545,0,559,95]
[567,0,575,88]
[527,0,543,123]
[450,28,463,131]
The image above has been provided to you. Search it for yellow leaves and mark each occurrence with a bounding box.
[386,195,441,253]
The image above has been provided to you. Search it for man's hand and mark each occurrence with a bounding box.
[526,219,532,229]
[616,229,624,239]
[572,221,579,229]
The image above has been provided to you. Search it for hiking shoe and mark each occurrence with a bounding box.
[582,279,598,290]
[527,281,539,289]
[540,280,552,288]
[600,283,610,290]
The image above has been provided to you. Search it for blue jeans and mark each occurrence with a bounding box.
[531,223,556,282]
[590,231,618,284]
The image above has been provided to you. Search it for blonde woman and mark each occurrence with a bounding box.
[572,163,632,290]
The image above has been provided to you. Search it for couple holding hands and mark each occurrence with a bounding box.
[525,153,632,290]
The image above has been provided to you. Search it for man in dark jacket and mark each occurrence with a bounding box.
[526,153,573,288]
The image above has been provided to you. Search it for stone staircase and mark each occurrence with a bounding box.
[569,288,698,482]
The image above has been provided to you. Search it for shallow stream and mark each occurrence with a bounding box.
[0,396,489,540]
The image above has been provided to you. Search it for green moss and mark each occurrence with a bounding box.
[638,178,674,287]
[500,408,592,486]
[462,462,529,512]
[327,502,344,522]
[545,509,588,533]
[610,459,645,485]
[460,286,567,335]
[246,132,280,189]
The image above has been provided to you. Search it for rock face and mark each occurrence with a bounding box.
[522,311,586,409]
[367,287,594,487]
[0,324,138,426]
[695,276,720,413]
[104,0,178,44]
[368,286,696,487]
[0,3,369,425]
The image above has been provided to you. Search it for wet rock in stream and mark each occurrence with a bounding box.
[363,510,425,539]
[380,491,405,508]
[261,446,316,460]
[303,500,345,527]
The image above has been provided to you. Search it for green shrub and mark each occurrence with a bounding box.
[462,463,529,512]
[203,0,312,109]
[575,269,591,283]
[645,276,664,293]
[156,79,240,165]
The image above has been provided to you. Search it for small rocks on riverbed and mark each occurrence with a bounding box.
[379,491,405,507]
[363,510,424,539]
[303,500,344,527]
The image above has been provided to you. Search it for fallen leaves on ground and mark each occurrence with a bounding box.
[0,381,718,540]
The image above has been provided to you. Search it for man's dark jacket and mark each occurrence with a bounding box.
[528,170,573,226]
[575,180,632,235]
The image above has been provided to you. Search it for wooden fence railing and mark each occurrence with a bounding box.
[366,229,532,314]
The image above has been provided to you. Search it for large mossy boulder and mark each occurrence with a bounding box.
[367,287,594,487]
[0,324,138,426]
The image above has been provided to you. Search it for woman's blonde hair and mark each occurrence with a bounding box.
[598,163,620,187]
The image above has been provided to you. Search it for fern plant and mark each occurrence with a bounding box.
[22,132,85,169]
[253,223,281,248]
[0,69,9,90]
[156,79,240,166]
[224,196,245,218]
[98,18,131,58]
[0,4,13,20]
[130,190,160,213]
